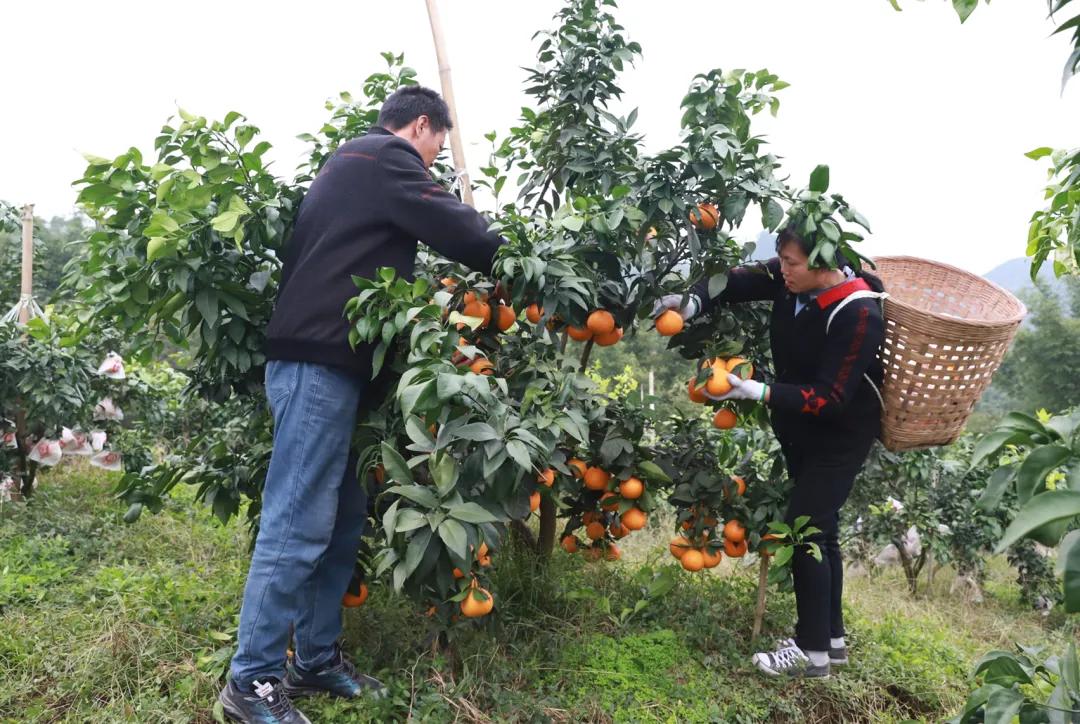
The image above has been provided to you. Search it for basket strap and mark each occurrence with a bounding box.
[863,372,885,409]
[825,290,889,334]
[825,290,889,410]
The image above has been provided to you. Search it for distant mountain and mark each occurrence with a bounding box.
[982,257,1067,301]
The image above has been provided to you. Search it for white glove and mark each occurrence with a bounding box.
[706,373,768,402]
[650,293,701,321]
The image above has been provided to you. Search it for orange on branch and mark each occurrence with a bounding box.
[689,202,720,230]
[618,477,644,500]
[655,309,684,336]
[621,507,647,531]
[586,309,616,336]
[713,409,737,429]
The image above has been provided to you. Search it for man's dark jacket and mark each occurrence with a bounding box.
[266,127,502,379]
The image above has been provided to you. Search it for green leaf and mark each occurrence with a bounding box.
[506,440,532,472]
[977,464,1016,511]
[975,651,1033,687]
[437,373,464,400]
[809,165,830,193]
[772,545,794,567]
[453,423,499,442]
[195,289,218,327]
[438,518,469,562]
[447,502,499,524]
[983,686,1024,723]
[1063,642,1080,694]
[952,0,980,23]
[405,416,436,452]
[380,442,414,485]
[762,198,784,231]
[561,216,585,232]
[394,508,428,533]
[707,273,728,299]
[637,460,672,484]
[995,490,1080,552]
[1015,445,1072,504]
[384,484,439,509]
[1060,532,1080,614]
[971,430,1023,468]
[430,452,458,497]
[1025,147,1055,160]
[403,528,432,577]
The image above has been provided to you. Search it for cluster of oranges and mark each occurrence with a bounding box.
[526,307,625,347]
[441,279,515,331]
[559,458,648,561]
[687,356,753,430]
[669,477,749,571]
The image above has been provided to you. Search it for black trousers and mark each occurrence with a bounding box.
[780,435,875,653]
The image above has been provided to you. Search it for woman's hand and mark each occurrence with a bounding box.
[650,293,701,321]
[705,373,768,402]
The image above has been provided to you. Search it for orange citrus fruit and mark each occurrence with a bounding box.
[689,202,719,230]
[621,507,647,531]
[584,466,611,491]
[713,409,737,429]
[723,520,746,544]
[342,583,369,607]
[586,310,616,336]
[618,477,644,500]
[655,309,684,336]
[460,587,494,618]
[681,549,705,571]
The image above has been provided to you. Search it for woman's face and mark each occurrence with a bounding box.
[778,241,836,294]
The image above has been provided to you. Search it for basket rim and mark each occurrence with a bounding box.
[871,255,1028,327]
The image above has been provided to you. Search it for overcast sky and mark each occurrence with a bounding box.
[2,0,1077,275]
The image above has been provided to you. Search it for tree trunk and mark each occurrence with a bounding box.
[752,556,771,640]
[14,406,32,498]
[538,494,557,558]
[509,519,538,554]
[892,535,918,596]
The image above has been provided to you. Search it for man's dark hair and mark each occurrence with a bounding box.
[377,86,454,132]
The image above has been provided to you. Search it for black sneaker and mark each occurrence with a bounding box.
[283,646,387,700]
[829,645,849,666]
[752,641,830,679]
[218,677,311,724]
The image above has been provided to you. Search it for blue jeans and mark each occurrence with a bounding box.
[230,360,369,687]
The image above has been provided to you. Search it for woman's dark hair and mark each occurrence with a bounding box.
[775,225,839,269]
[775,224,885,291]
[377,86,454,132]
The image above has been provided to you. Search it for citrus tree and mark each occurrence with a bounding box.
[71,0,876,626]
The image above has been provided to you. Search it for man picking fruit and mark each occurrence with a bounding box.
[654,225,886,680]
[219,86,504,723]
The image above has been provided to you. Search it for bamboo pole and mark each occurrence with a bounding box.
[19,204,33,324]
[424,0,475,207]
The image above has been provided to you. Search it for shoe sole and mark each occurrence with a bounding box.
[282,682,388,700]
[219,692,313,723]
[752,656,830,679]
[830,657,849,666]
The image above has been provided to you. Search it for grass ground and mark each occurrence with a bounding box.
[2,465,1076,723]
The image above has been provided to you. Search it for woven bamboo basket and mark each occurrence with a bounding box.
[871,256,1026,451]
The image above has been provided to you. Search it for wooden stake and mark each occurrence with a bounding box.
[19,204,33,324]
[752,556,771,640]
[424,0,475,207]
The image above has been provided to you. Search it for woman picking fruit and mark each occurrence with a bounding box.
[654,224,886,680]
